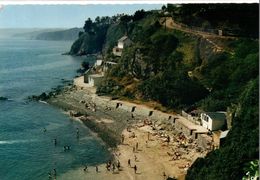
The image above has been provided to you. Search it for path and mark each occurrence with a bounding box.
[162,17,236,54]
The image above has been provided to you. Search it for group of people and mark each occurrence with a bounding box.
[48,168,56,179]
[128,159,138,174]
[105,160,121,172]
[44,127,80,179]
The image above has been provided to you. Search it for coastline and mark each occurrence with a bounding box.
[43,77,208,179]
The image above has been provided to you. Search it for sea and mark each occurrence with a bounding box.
[0,36,110,180]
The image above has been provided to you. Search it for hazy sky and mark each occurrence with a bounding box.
[0,4,162,28]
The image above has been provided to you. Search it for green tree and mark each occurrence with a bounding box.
[120,15,132,35]
[83,18,93,33]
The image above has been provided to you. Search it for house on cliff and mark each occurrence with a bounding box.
[113,35,132,57]
[200,112,227,131]
[83,57,104,87]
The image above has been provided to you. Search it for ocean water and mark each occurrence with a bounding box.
[0,38,110,180]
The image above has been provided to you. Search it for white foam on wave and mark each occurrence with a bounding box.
[39,100,48,104]
[0,139,37,145]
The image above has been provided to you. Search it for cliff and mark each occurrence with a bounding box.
[35,28,83,41]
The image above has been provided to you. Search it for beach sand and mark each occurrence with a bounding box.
[47,85,207,180]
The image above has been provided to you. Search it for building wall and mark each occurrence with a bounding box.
[174,119,193,137]
[118,42,124,49]
[212,119,225,131]
[88,77,94,86]
[84,74,89,83]
[88,76,103,87]
[201,113,211,130]
[112,47,122,57]
[118,39,131,49]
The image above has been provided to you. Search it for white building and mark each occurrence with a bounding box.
[117,36,132,49]
[88,74,104,87]
[94,59,103,67]
[113,36,132,57]
[200,112,226,131]
[103,61,117,72]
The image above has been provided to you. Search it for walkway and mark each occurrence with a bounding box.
[162,17,236,54]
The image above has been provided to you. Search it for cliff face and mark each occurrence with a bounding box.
[69,22,124,55]
[70,33,101,55]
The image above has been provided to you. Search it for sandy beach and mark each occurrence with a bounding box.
[46,82,208,180]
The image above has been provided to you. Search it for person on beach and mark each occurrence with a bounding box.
[83,165,88,172]
[133,146,135,153]
[163,172,167,179]
[121,134,125,144]
[145,140,148,148]
[106,163,110,171]
[112,163,115,173]
[128,159,131,167]
[131,113,134,119]
[134,155,137,162]
[167,135,170,145]
[136,142,138,150]
[96,166,98,173]
[117,160,120,170]
[134,165,137,174]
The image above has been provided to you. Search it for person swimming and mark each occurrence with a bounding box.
[76,128,79,138]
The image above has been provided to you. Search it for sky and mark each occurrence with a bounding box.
[0,4,162,28]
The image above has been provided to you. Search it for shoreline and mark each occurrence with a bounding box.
[42,81,209,179]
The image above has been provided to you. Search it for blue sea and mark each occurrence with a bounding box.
[0,37,110,180]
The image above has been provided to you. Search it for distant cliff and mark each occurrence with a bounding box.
[13,28,83,41]
[35,28,83,41]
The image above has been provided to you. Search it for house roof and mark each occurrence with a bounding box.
[118,36,128,42]
[205,112,226,121]
[89,74,104,78]
[105,61,117,65]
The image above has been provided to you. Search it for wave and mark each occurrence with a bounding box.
[39,100,48,104]
[0,60,72,75]
[0,139,37,145]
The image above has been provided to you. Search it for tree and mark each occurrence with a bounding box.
[162,5,166,11]
[120,15,132,35]
[83,18,93,33]
[78,31,84,37]
[81,61,90,70]
[133,9,146,21]
[95,16,100,24]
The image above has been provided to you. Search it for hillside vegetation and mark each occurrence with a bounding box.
[69,4,259,179]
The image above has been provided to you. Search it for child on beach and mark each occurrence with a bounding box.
[128,159,131,167]
[134,165,137,174]
[83,165,88,172]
